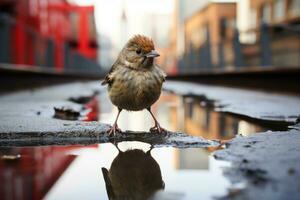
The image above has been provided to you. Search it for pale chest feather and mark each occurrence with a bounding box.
[108,67,165,111]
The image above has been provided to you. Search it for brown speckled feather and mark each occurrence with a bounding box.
[128,35,154,53]
[101,59,121,86]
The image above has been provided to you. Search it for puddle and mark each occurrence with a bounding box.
[99,92,267,140]
[0,142,232,200]
[0,92,271,200]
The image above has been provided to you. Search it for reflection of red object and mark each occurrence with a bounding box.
[0,147,76,200]
[84,96,100,121]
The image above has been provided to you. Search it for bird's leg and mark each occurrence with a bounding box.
[108,108,122,136]
[112,142,122,152]
[147,107,166,133]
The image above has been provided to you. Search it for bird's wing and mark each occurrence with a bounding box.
[155,64,167,82]
[101,60,119,86]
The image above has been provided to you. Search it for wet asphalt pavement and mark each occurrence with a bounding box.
[0,81,300,199]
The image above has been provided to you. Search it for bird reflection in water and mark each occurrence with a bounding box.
[101,145,165,200]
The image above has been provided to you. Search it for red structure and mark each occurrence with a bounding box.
[84,96,100,121]
[0,146,76,200]
[47,3,97,69]
[0,0,98,71]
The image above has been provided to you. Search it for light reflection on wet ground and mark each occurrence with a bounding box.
[43,142,231,200]
[0,92,266,200]
[100,92,265,139]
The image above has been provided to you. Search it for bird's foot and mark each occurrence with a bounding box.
[107,124,122,136]
[149,124,167,134]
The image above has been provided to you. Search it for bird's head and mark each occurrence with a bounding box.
[121,35,160,69]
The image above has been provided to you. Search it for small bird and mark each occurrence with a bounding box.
[101,147,164,199]
[101,35,166,135]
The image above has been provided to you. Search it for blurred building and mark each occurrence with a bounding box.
[156,93,263,141]
[244,0,300,67]
[167,0,179,75]
[168,0,209,74]
[150,13,173,73]
[0,0,100,73]
[174,148,209,170]
[170,0,300,74]
[251,0,300,25]
[184,2,237,68]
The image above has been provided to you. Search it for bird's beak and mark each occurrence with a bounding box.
[145,50,160,58]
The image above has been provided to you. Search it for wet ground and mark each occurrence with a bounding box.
[0,81,300,199]
[0,92,264,200]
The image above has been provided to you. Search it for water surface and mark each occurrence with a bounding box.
[0,92,266,200]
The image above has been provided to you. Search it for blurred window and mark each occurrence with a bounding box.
[274,0,285,21]
[289,0,300,17]
[250,8,257,28]
[184,98,194,119]
[220,18,227,39]
[203,108,210,131]
[218,114,227,137]
[192,26,207,47]
[188,101,193,118]
[29,0,38,16]
[261,3,271,23]
[70,13,79,41]
[232,120,239,136]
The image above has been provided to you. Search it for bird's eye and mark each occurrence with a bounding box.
[136,49,141,54]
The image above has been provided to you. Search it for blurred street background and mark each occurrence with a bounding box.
[0,1,300,200]
[0,0,299,92]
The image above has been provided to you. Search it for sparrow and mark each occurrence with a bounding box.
[101,35,167,135]
[101,147,164,199]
